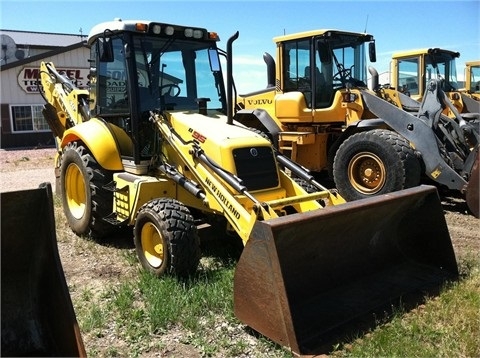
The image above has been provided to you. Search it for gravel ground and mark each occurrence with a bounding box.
[0,148,57,193]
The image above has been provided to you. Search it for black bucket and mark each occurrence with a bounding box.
[1,183,86,357]
[234,185,458,355]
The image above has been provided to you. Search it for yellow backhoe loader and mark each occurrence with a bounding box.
[235,30,479,217]
[38,20,459,355]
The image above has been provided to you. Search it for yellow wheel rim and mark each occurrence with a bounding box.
[65,163,87,219]
[141,222,165,268]
[348,152,386,195]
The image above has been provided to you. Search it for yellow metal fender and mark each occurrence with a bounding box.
[60,118,132,171]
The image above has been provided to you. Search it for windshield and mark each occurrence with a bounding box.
[329,39,368,88]
[469,64,480,93]
[282,33,368,108]
[134,36,225,112]
[426,53,459,91]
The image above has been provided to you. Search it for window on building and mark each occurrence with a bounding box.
[10,105,50,132]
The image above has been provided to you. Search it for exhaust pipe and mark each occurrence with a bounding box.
[263,52,276,88]
[226,31,239,125]
[368,65,379,91]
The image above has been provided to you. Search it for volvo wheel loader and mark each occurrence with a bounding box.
[234,29,479,217]
[390,48,480,117]
[463,60,480,101]
[39,19,459,355]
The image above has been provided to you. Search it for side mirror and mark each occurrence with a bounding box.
[369,41,377,63]
[97,36,114,62]
[208,48,221,72]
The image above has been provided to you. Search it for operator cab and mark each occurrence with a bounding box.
[394,48,460,99]
[279,30,375,109]
[87,19,227,173]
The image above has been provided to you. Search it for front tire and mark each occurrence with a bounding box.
[60,141,115,238]
[134,198,201,278]
[333,129,421,201]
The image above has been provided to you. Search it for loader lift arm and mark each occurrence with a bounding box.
[149,111,335,243]
[361,79,479,197]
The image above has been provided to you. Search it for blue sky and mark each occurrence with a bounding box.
[1,0,479,92]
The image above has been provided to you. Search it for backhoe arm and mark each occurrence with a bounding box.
[39,61,90,139]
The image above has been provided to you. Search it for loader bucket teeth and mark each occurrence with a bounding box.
[234,185,458,355]
[1,184,86,357]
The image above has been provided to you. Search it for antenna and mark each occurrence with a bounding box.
[363,14,369,33]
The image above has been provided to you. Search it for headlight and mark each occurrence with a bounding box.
[165,26,174,36]
[152,24,161,34]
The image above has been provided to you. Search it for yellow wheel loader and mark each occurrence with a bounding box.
[38,20,459,355]
[463,60,480,101]
[235,30,479,217]
[390,48,480,117]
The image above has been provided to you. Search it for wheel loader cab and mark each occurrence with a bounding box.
[86,20,227,173]
[465,61,480,96]
[392,48,460,102]
[275,30,374,123]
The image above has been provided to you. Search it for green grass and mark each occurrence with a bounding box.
[74,255,288,357]
[332,258,480,357]
[137,267,235,332]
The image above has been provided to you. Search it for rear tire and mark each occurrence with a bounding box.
[60,141,115,238]
[134,198,201,278]
[333,129,421,201]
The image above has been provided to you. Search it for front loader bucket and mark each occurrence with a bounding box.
[234,185,458,355]
[1,184,86,357]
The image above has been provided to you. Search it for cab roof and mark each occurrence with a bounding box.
[273,29,374,43]
[392,48,460,59]
[87,18,212,45]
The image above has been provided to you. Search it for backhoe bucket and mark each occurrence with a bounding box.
[1,184,86,357]
[234,185,458,356]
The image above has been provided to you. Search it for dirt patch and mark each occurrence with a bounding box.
[0,148,57,192]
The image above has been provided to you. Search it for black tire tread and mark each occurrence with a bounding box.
[61,141,115,239]
[135,198,200,278]
[333,129,420,201]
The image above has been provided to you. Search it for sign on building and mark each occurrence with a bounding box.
[18,67,89,93]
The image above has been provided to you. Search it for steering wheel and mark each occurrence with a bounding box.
[160,83,181,97]
[110,95,129,109]
[333,64,353,85]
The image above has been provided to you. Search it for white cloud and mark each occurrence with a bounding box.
[234,68,269,94]
[232,54,266,67]
[219,54,270,93]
